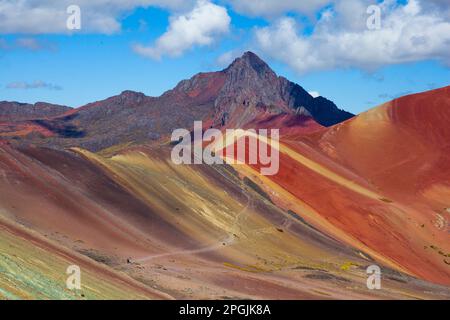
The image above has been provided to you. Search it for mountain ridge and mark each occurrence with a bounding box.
[0,62,449,298]
[1,51,352,151]
[0,101,71,121]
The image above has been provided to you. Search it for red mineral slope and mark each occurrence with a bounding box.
[245,112,324,136]
[0,121,55,138]
[223,87,450,285]
[0,101,71,140]
[297,86,450,284]
[2,141,448,299]
[306,86,450,206]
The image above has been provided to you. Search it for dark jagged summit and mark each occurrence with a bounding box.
[225,51,275,76]
[1,51,353,151]
[214,51,353,127]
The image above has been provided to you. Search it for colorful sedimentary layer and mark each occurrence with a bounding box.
[223,87,450,286]
[0,51,448,299]
[0,87,449,300]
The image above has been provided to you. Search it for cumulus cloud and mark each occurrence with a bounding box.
[16,37,57,51]
[0,37,56,51]
[6,80,62,90]
[423,0,450,17]
[308,91,320,98]
[15,38,43,50]
[255,0,450,73]
[133,0,230,59]
[215,49,245,67]
[0,0,193,34]
[224,0,331,18]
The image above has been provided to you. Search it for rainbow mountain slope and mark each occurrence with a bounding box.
[0,53,448,299]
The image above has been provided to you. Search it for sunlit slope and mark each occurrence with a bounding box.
[0,144,178,258]
[222,87,450,285]
[0,217,169,300]
[70,146,449,298]
[2,143,446,298]
[0,144,365,299]
[305,87,450,285]
[74,147,360,272]
[310,86,450,204]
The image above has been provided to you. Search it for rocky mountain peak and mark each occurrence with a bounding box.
[210,51,354,127]
[0,51,354,151]
[225,51,274,77]
[117,90,147,103]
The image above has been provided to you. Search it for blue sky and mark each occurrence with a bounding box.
[0,0,449,114]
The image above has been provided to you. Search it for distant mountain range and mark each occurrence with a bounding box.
[0,52,353,151]
[0,101,70,121]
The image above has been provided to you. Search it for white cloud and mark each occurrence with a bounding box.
[423,0,450,16]
[133,0,230,59]
[224,0,331,18]
[0,0,193,34]
[308,91,320,98]
[215,49,244,67]
[6,80,62,90]
[255,0,450,73]
[15,37,43,50]
[16,37,56,51]
[0,37,57,51]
